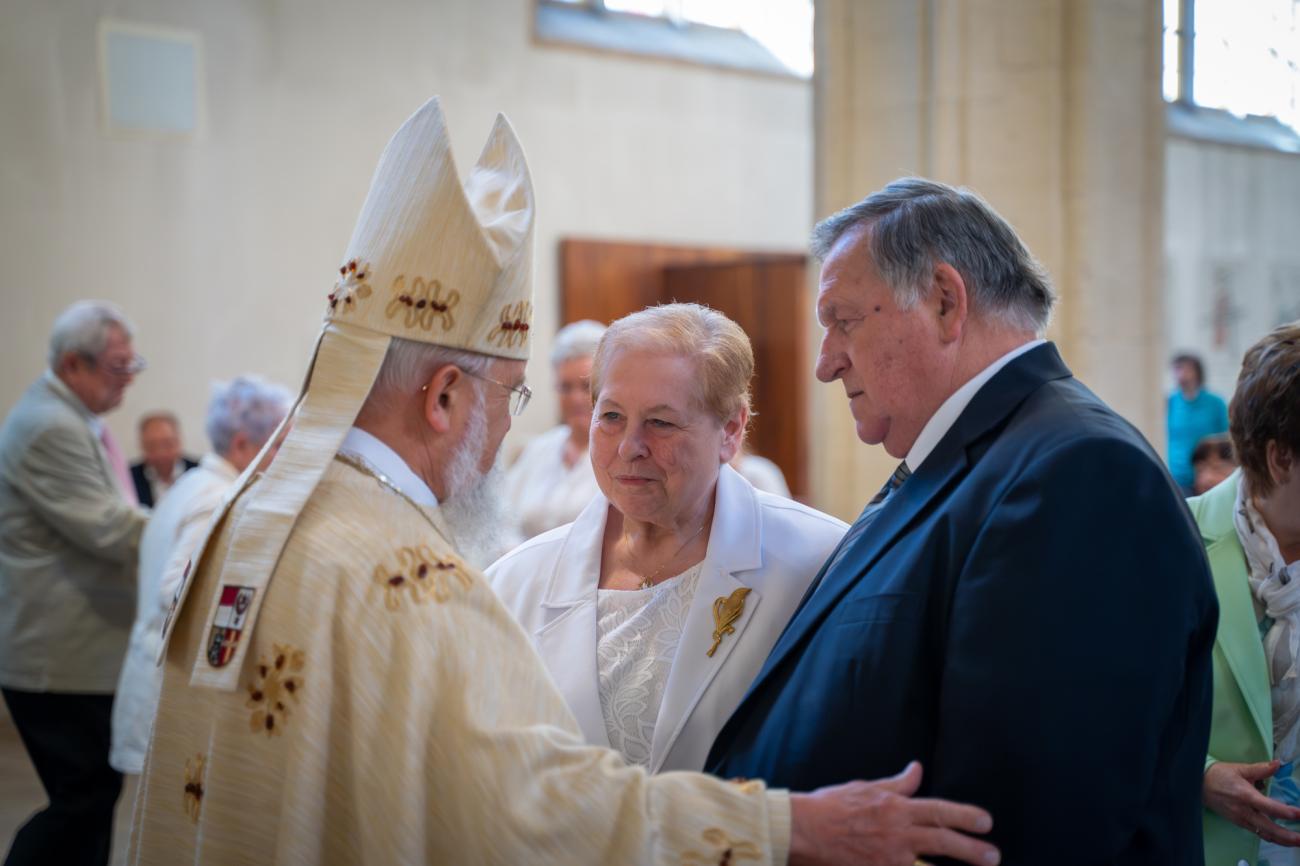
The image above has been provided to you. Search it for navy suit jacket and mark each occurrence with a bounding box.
[708,343,1218,866]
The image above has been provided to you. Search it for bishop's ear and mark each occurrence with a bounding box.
[421,364,468,434]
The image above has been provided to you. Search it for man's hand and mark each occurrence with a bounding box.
[788,762,998,866]
[1204,760,1300,846]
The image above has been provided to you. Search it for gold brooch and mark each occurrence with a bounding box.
[707,587,751,657]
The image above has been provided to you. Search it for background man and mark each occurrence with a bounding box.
[110,375,291,775]
[1168,352,1229,494]
[708,178,1219,865]
[130,102,999,866]
[130,411,198,508]
[0,300,148,866]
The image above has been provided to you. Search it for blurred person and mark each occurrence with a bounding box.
[0,300,148,866]
[1194,321,1300,866]
[129,100,999,866]
[708,177,1219,866]
[129,412,198,508]
[1169,352,1230,495]
[503,318,605,539]
[489,303,845,772]
[1192,433,1237,496]
[730,445,793,498]
[110,376,292,775]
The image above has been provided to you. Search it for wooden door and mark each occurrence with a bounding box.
[663,260,808,499]
[559,239,809,500]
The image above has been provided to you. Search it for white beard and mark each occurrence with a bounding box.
[439,401,510,569]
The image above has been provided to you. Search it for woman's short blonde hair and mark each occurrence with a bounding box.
[591,303,753,423]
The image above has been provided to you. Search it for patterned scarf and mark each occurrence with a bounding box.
[1236,476,1300,757]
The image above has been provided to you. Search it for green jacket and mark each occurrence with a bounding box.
[1191,471,1273,866]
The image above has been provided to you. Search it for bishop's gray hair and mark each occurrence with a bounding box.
[368,337,492,404]
[205,375,293,457]
[47,300,135,368]
[811,177,1055,334]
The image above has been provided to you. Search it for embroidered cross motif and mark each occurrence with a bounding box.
[487,301,532,348]
[182,752,206,823]
[682,828,762,865]
[246,643,305,736]
[371,545,472,611]
[328,259,373,313]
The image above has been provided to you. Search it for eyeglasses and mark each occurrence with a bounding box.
[83,352,147,377]
[464,371,532,416]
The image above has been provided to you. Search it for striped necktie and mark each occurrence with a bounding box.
[867,461,912,507]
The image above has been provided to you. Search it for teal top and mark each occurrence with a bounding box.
[1167,388,1229,489]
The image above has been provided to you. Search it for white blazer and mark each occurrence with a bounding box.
[487,464,846,773]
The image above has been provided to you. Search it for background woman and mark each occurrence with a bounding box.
[1197,321,1300,865]
[488,303,846,772]
[504,319,606,540]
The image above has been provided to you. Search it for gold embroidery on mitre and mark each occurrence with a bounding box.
[370,545,472,611]
[682,828,762,865]
[327,258,374,314]
[728,777,763,795]
[707,588,751,657]
[486,301,532,348]
[246,643,305,736]
[384,274,459,331]
[182,752,206,823]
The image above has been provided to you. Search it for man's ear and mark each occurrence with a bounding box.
[422,364,467,434]
[1267,440,1295,487]
[930,262,969,344]
[719,407,749,464]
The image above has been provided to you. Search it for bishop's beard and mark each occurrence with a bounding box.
[439,399,510,569]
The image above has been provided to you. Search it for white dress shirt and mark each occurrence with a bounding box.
[905,339,1046,472]
[337,427,438,508]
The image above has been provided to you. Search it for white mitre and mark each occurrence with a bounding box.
[162,97,535,691]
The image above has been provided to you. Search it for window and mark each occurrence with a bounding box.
[536,0,813,79]
[1164,0,1300,133]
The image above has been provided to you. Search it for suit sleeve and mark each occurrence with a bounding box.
[930,435,1216,863]
[13,423,145,566]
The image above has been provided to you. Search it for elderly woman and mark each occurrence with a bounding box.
[1197,321,1300,865]
[488,303,846,772]
[504,319,606,539]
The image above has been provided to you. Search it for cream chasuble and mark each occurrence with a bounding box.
[128,458,789,864]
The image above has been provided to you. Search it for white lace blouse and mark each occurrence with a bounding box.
[595,563,704,766]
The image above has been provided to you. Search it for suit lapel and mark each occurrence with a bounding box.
[736,343,1073,709]
[648,466,763,771]
[650,566,758,772]
[534,494,613,749]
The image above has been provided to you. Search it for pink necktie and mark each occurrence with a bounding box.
[99,425,138,506]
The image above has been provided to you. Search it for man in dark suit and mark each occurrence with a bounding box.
[129,411,197,507]
[708,178,1218,865]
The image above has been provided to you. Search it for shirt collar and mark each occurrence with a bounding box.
[337,426,439,508]
[200,452,240,481]
[905,339,1045,473]
[42,369,100,432]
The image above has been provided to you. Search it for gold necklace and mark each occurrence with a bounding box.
[634,522,708,590]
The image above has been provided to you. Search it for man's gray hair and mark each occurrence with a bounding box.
[811,177,1055,334]
[205,375,293,457]
[369,337,492,402]
[47,300,135,368]
[550,319,607,366]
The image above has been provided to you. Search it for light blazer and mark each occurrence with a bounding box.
[0,372,147,692]
[1190,471,1272,866]
[487,464,846,773]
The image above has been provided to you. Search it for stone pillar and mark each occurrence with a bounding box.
[810,0,1165,520]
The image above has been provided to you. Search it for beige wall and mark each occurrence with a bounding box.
[0,0,812,461]
[1165,137,1300,408]
[810,0,1166,520]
